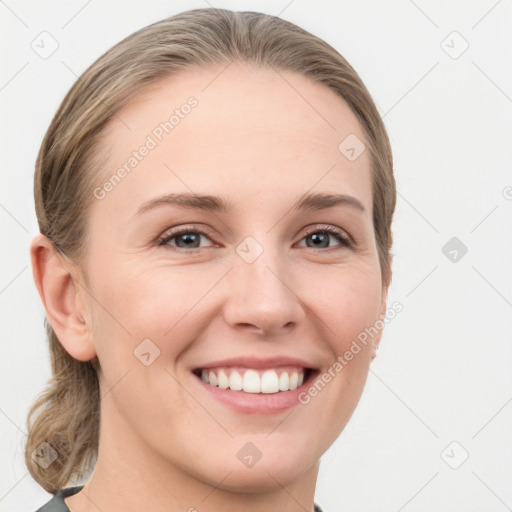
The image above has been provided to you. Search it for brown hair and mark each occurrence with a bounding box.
[26,7,395,493]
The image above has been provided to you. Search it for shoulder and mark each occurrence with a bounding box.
[34,486,84,512]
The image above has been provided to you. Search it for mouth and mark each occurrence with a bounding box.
[192,366,316,394]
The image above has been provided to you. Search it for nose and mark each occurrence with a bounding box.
[222,243,305,337]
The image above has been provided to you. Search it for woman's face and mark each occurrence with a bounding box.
[78,64,387,491]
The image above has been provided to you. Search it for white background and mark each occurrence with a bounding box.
[1,1,511,511]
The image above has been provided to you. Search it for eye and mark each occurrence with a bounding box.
[157,225,216,252]
[156,223,353,254]
[298,225,353,250]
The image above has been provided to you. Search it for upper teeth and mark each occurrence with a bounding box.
[200,368,305,394]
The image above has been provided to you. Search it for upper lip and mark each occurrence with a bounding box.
[192,356,319,371]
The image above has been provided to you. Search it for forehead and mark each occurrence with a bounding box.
[94,63,373,217]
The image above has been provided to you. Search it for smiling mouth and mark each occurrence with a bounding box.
[192,366,315,394]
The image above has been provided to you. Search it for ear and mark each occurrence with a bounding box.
[372,253,393,357]
[30,234,97,361]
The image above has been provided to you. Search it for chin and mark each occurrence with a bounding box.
[195,445,317,493]
[210,465,307,494]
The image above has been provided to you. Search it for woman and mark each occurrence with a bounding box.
[27,8,395,511]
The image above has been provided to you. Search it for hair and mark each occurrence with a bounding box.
[26,7,396,493]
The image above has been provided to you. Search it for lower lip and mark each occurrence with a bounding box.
[193,372,314,415]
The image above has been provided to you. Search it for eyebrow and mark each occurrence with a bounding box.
[135,191,366,216]
[294,191,366,213]
[136,193,233,215]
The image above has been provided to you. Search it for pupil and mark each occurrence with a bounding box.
[309,233,328,248]
[178,233,199,247]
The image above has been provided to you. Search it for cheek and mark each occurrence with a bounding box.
[88,261,222,361]
[306,263,383,350]
[290,268,382,456]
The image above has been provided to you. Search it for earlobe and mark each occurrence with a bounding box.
[30,234,97,362]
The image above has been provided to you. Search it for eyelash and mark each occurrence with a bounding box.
[156,223,353,253]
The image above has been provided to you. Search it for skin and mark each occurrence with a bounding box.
[31,63,391,512]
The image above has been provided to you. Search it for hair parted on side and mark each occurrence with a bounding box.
[26,7,395,493]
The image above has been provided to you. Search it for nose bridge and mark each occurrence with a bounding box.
[223,233,303,335]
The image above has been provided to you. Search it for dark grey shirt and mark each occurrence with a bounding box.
[35,486,83,511]
[35,485,325,511]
